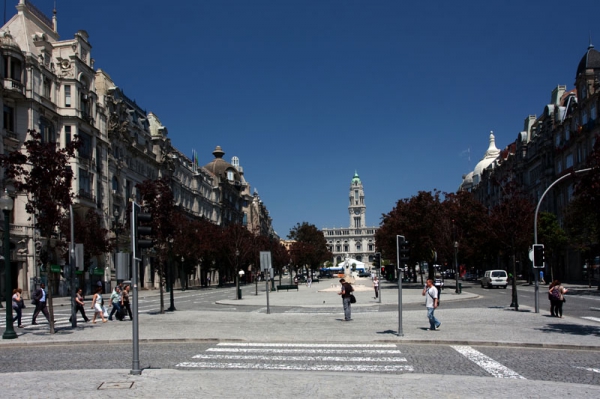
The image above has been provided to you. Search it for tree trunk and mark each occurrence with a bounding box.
[48,270,56,334]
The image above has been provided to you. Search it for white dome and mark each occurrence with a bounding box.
[473,132,500,182]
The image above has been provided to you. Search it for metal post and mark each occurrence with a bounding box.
[396,235,403,337]
[2,201,17,339]
[130,204,141,375]
[266,269,271,314]
[377,252,381,304]
[70,205,77,328]
[533,168,592,314]
[454,241,459,294]
[534,268,539,313]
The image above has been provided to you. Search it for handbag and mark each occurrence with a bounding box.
[19,298,25,309]
[102,306,109,318]
[350,294,356,304]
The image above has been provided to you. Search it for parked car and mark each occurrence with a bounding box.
[462,272,477,281]
[480,270,508,289]
[357,271,371,278]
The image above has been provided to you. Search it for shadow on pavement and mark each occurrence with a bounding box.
[537,323,600,337]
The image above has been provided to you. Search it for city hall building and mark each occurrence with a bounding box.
[322,172,378,266]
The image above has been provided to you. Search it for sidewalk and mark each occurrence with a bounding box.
[2,279,599,349]
[2,280,599,398]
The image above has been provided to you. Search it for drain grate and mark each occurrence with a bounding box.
[98,382,135,390]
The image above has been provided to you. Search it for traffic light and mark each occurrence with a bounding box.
[132,202,153,261]
[533,244,545,268]
[373,252,381,268]
[400,241,410,262]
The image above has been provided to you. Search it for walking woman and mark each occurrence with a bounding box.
[549,280,569,318]
[70,288,90,322]
[91,286,107,323]
[12,288,24,328]
[121,285,133,320]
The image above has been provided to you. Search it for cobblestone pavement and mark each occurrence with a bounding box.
[1,282,599,397]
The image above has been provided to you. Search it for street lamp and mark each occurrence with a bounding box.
[235,249,240,300]
[1,190,17,339]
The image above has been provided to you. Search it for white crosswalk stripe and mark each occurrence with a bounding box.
[452,345,525,379]
[177,342,413,373]
[581,316,600,323]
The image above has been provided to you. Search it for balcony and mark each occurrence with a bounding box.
[78,189,96,204]
[3,79,25,96]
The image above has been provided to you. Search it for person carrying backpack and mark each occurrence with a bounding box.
[549,280,568,318]
[338,278,354,321]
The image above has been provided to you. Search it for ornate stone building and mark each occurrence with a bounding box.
[459,44,600,279]
[0,1,274,297]
[322,172,378,265]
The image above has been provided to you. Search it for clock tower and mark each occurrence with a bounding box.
[348,171,366,228]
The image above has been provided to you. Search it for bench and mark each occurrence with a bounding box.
[277,284,299,291]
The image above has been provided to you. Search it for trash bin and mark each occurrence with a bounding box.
[237,288,242,299]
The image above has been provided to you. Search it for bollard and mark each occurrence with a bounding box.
[458,283,462,294]
[237,288,242,299]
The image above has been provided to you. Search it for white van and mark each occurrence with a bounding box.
[480,270,508,289]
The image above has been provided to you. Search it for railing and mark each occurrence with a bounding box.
[3,79,24,94]
[25,0,54,29]
[78,189,96,203]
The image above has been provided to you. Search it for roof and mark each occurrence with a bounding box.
[576,44,600,77]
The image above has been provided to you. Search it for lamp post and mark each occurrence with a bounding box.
[454,241,459,294]
[180,256,185,291]
[1,191,17,339]
[235,249,240,300]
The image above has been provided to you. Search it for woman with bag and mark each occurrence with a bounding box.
[12,288,24,328]
[549,280,569,318]
[91,286,107,324]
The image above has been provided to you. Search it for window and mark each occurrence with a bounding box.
[64,85,71,107]
[43,77,51,99]
[65,126,72,144]
[555,133,561,147]
[4,58,22,81]
[79,132,92,159]
[39,117,56,143]
[227,170,234,181]
[3,105,14,132]
[126,180,132,200]
[566,153,573,169]
[112,176,119,192]
[79,168,92,195]
[582,110,588,125]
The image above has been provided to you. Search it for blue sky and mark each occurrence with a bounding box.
[16,0,600,238]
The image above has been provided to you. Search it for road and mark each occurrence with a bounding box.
[0,341,598,385]
[2,279,599,388]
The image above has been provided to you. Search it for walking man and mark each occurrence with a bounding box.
[69,288,90,322]
[31,283,50,325]
[338,278,354,321]
[422,279,441,331]
[109,286,123,321]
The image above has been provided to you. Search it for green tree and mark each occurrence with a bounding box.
[288,222,331,277]
[136,177,175,313]
[1,129,80,334]
[537,212,568,281]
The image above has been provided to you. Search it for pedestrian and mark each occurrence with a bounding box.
[337,278,354,321]
[31,283,50,325]
[121,285,133,320]
[373,276,379,299]
[422,279,441,331]
[109,286,123,321]
[91,286,107,323]
[540,270,545,285]
[549,280,569,318]
[207,276,211,286]
[70,288,90,322]
[12,288,24,328]
[307,276,312,288]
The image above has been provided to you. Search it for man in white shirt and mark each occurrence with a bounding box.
[422,279,441,331]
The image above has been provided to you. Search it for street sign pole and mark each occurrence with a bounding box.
[260,251,272,315]
[396,235,404,337]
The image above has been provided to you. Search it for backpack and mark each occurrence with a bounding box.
[550,286,561,300]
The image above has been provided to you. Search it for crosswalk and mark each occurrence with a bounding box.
[176,343,414,373]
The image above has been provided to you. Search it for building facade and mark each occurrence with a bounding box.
[459,44,600,280]
[322,172,378,265]
[0,1,275,298]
